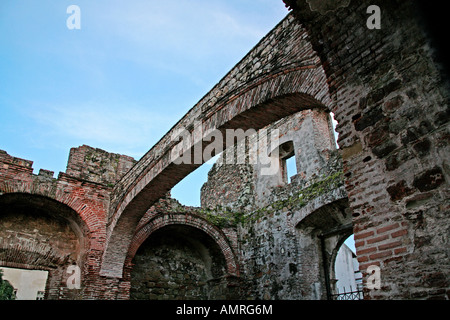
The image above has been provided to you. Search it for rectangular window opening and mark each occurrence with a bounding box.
[284,155,297,184]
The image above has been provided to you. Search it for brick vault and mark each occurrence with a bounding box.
[0,0,448,300]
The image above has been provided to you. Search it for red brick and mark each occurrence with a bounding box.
[357,246,377,255]
[391,229,408,238]
[394,247,407,255]
[358,255,369,263]
[355,240,365,248]
[369,250,393,260]
[376,223,400,234]
[354,230,374,240]
[367,234,389,244]
[378,240,403,251]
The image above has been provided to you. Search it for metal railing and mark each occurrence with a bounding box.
[331,286,364,300]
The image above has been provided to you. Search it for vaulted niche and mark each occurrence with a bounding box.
[0,193,89,299]
[130,225,227,300]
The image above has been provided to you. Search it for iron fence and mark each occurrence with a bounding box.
[331,287,364,300]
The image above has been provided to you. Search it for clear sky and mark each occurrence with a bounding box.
[0,0,289,206]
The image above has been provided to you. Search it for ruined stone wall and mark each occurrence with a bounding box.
[66,145,136,186]
[201,109,336,211]
[252,109,335,207]
[234,151,348,300]
[0,147,136,299]
[200,162,255,212]
[199,108,348,299]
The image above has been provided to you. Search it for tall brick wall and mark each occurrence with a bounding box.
[283,0,449,299]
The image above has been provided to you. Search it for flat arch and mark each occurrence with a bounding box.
[101,26,332,277]
[125,213,238,278]
[102,68,330,278]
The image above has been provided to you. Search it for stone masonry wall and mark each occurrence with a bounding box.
[66,145,136,186]
[200,107,347,299]
[200,161,255,212]
[234,150,348,300]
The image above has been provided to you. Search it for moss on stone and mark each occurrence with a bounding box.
[198,170,344,228]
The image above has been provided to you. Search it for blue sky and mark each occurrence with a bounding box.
[0,0,289,206]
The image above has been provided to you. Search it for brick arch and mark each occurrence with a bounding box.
[0,180,102,236]
[124,213,239,278]
[102,70,331,278]
[0,192,91,260]
[292,186,348,230]
[100,11,333,278]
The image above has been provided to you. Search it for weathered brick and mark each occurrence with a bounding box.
[377,223,400,234]
[367,234,389,245]
[387,181,414,201]
[413,167,445,192]
[369,250,393,260]
[378,240,403,251]
[391,229,408,238]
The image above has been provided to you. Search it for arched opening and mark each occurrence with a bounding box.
[295,197,354,300]
[130,224,228,300]
[103,89,332,279]
[330,234,363,300]
[0,193,89,299]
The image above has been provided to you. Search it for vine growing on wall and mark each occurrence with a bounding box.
[0,269,15,300]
